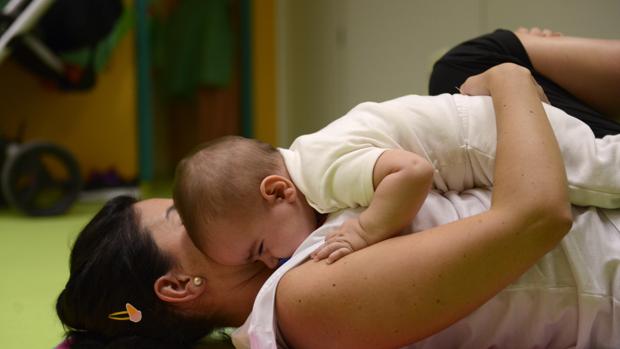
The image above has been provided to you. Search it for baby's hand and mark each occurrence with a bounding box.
[311,218,369,264]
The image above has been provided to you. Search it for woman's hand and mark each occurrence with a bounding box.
[459,63,550,104]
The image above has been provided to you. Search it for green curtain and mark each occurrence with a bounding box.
[151,0,234,99]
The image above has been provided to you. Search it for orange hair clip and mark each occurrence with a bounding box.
[108,303,142,323]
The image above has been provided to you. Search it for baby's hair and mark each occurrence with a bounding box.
[173,136,282,249]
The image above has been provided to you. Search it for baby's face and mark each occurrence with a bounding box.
[203,210,317,269]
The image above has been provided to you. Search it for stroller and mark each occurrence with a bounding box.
[0,0,81,216]
[0,0,123,215]
[0,0,123,216]
[0,130,81,216]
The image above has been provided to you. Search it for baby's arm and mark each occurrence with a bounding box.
[312,149,434,263]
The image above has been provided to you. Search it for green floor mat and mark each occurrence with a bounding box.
[0,182,175,348]
[0,202,104,348]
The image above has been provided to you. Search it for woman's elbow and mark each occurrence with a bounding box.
[552,204,573,236]
[535,202,573,241]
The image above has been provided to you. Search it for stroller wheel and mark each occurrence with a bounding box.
[1,142,82,216]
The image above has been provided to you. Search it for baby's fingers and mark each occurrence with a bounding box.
[326,248,352,264]
[312,241,352,261]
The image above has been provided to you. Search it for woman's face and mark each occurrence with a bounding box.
[135,198,273,326]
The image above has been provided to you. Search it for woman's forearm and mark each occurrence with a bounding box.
[485,64,572,230]
[515,31,620,119]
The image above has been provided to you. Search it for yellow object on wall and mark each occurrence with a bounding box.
[0,31,137,181]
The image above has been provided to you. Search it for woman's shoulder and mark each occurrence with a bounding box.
[275,258,356,349]
[274,214,357,347]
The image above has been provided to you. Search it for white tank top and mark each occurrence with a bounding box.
[232,189,620,349]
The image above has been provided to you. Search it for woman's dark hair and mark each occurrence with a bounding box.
[56,196,214,348]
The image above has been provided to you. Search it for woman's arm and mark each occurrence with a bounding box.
[275,64,572,349]
[515,29,620,119]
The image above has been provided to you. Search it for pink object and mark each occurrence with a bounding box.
[55,337,73,349]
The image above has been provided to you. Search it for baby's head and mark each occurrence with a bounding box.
[173,136,318,269]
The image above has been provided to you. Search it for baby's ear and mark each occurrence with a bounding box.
[260,175,296,203]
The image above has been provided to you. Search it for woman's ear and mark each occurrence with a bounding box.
[154,271,205,303]
[260,175,297,204]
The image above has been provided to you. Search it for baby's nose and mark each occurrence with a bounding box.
[259,254,279,269]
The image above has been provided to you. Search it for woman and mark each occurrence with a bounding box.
[56,196,272,348]
[56,29,620,348]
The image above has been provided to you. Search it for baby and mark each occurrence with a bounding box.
[173,68,620,269]
[172,134,432,268]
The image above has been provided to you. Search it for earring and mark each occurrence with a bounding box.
[192,276,204,287]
